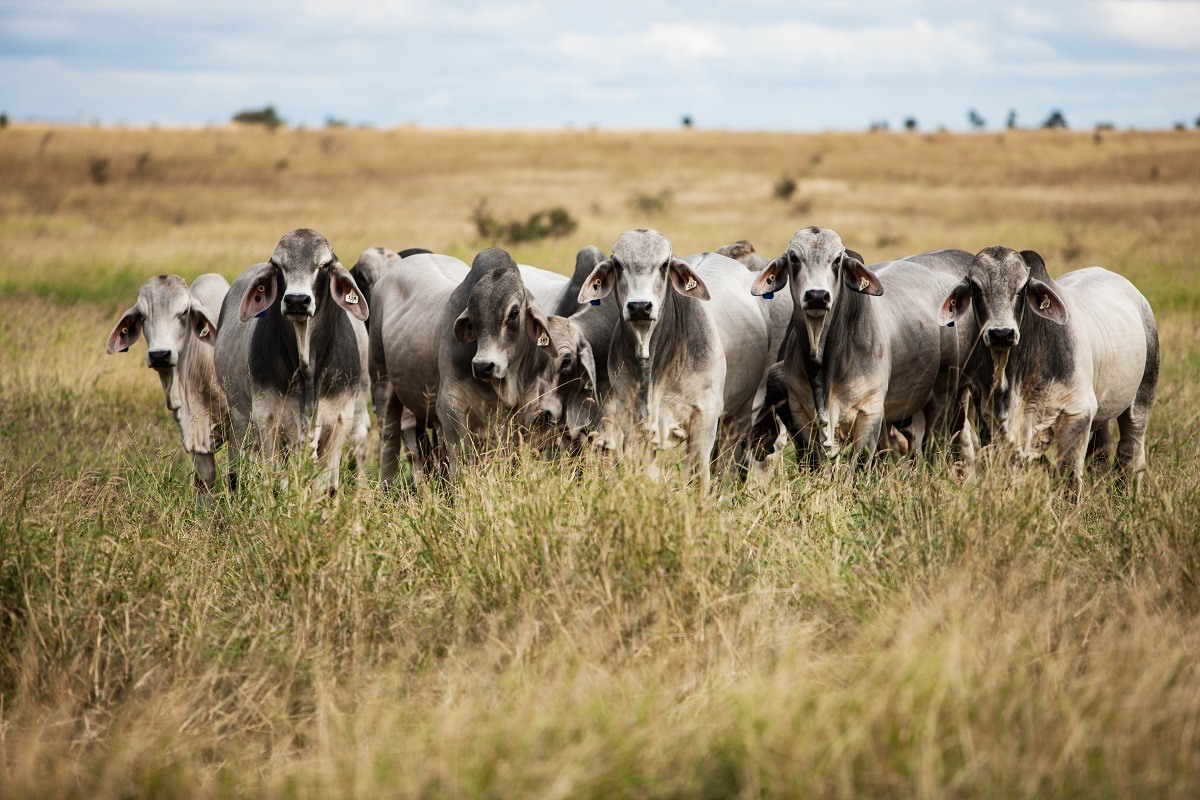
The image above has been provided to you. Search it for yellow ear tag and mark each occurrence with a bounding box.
[859,277,869,291]
[1039,296,1050,310]
[345,291,358,305]
[684,277,697,291]
[199,324,210,339]
[537,332,550,347]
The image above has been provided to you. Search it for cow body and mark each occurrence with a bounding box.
[107,273,230,497]
[580,230,770,490]
[215,229,370,494]
[752,228,973,461]
[940,247,1158,494]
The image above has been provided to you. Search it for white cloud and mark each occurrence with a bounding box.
[1095,0,1200,50]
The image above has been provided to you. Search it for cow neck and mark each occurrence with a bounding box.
[792,286,875,383]
[616,287,697,423]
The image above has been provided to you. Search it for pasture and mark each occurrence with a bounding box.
[2,123,1200,798]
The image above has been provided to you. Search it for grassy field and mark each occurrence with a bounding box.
[2,123,1200,798]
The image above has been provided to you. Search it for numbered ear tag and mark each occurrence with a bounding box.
[1039,296,1050,310]
[199,324,210,339]
[345,291,359,305]
[762,292,774,300]
[859,277,870,291]
[537,332,550,347]
[684,277,697,291]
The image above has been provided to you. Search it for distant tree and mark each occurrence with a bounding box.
[232,105,284,130]
[1006,109,1018,129]
[1174,121,1187,131]
[903,117,918,131]
[1195,115,1200,129]
[324,115,348,128]
[868,120,889,132]
[1043,109,1068,129]
[0,112,8,129]
[967,109,986,130]
[681,115,694,129]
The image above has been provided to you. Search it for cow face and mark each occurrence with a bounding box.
[578,228,709,359]
[938,246,1068,356]
[528,316,599,438]
[752,227,881,359]
[453,251,557,392]
[106,274,217,369]
[238,229,368,324]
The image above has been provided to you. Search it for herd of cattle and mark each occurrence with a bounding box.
[105,226,1159,500]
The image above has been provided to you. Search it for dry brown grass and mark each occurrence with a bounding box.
[1,124,1199,798]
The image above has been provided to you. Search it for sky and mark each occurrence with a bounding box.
[2,0,1199,131]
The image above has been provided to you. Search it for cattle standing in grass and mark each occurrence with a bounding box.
[215,229,370,494]
[751,227,974,463]
[348,246,432,321]
[579,229,771,491]
[107,273,230,497]
[938,246,1158,494]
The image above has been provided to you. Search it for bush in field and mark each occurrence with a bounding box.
[472,200,578,244]
[1044,109,1068,129]
[0,112,8,129]
[89,157,109,185]
[773,175,797,201]
[629,189,673,216]
[968,109,986,129]
[904,117,918,131]
[232,105,284,130]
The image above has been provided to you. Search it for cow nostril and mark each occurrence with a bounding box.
[473,360,495,377]
[283,293,311,309]
[147,349,171,366]
[986,327,1018,347]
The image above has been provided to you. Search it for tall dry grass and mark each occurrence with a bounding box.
[1,124,1199,798]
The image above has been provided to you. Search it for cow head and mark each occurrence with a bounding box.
[528,314,600,439]
[938,247,1068,388]
[752,226,881,360]
[578,228,709,360]
[106,274,218,370]
[347,246,400,323]
[238,229,368,325]
[453,249,558,405]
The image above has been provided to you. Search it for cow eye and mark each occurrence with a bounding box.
[560,355,574,371]
[507,307,519,323]
[788,251,799,266]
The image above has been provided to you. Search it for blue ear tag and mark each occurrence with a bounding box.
[946,320,955,328]
[256,310,267,319]
[762,292,774,300]
[119,347,129,353]
[589,299,601,307]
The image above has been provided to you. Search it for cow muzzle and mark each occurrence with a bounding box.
[983,326,1019,349]
[625,300,655,322]
[472,358,506,381]
[802,289,831,313]
[282,292,314,318]
[146,349,175,370]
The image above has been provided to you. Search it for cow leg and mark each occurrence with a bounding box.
[1116,404,1150,490]
[1087,421,1113,472]
[1055,411,1093,502]
[379,391,407,489]
[849,408,884,466]
[687,411,720,494]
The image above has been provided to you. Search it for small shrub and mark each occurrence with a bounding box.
[967,109,986,130]
[0,112,8,129]
[681,115,694,129]
[472,200,578,244]
[89,158,109,185]
[629,189,673,217]
[232,105,283,130]
[1043,109,1068,129]
[903,117,918,131]
[275,159,289,171]
[324,116,348,128]
[773,175,797,201]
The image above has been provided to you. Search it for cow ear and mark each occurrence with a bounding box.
[578,339,597,394]
[841,251,883,296]
[106,306,143,354]
[189,304,219,345]
[526,305,558,357]
[751,255,789,297]
[330,262,369,322]
[239,263,278,321]
[578,258,615,304]
[1026,279,1069,325]
[453,308,476,342]
[938,280,972,327]
[1019,249,1049,278]
[669,258,710,300]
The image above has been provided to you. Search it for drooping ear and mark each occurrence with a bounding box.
[238,263,278,322]
[577,258,615,304]
[453,308,476,342]
[1026,278,1069,325]
[105,306,143,354]
[840,250,883,296]
[938,280,972,327]
[1019,249,1050,279]
[668,257,710,300]
[189,304,219,345]
[329,262,369,322]
[526,305,558,357]
[578,339,597,394]
[751,255,789,297]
